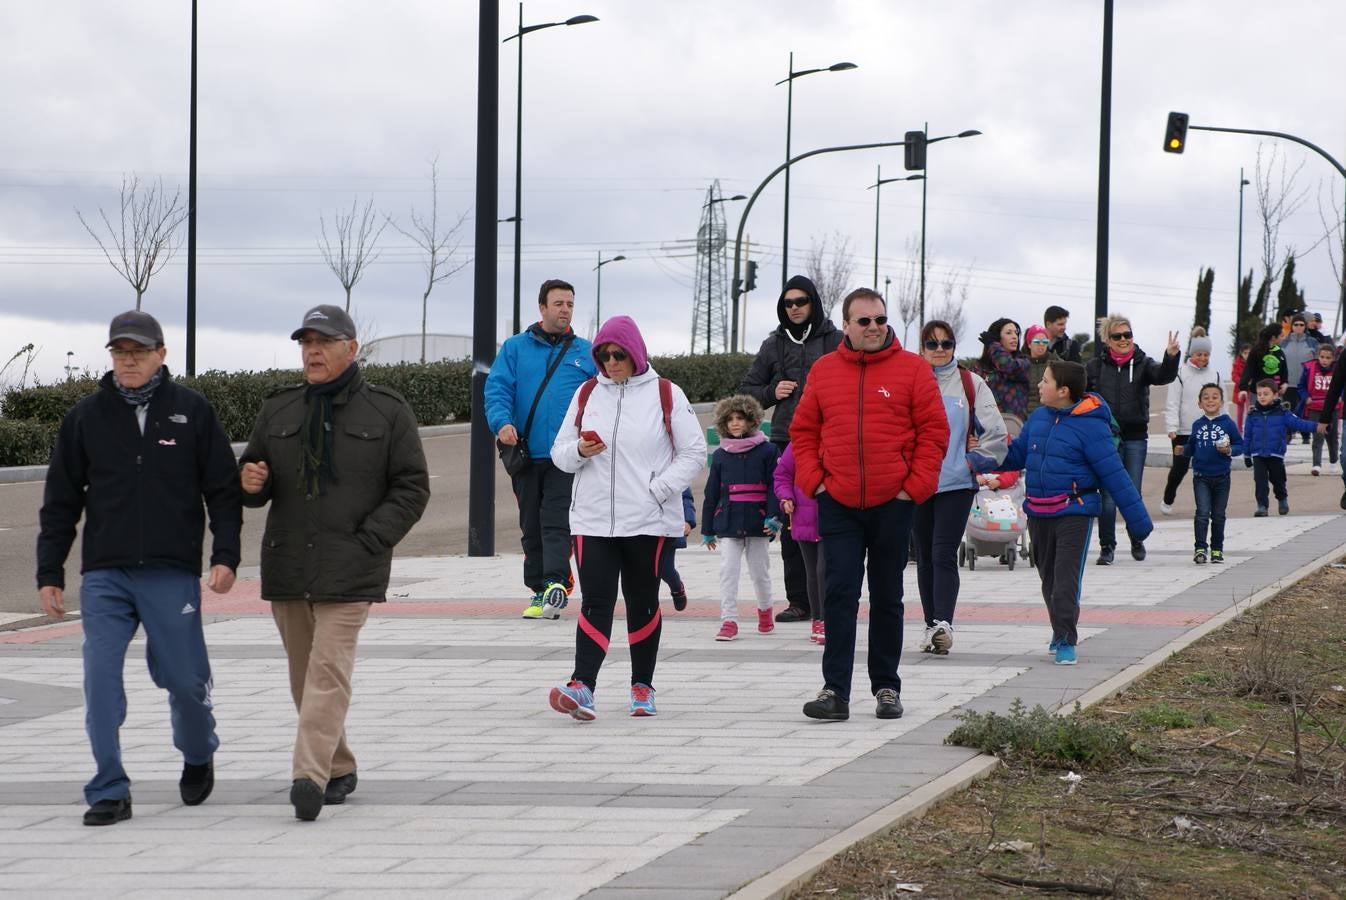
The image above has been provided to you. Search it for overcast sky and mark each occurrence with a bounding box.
[2,0,1343,384]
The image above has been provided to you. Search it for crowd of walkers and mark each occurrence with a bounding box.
[35,282,1346,827]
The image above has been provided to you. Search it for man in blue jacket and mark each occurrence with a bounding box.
[485,279,597,619]
[975,360,1152,666]
[36,310,242,826]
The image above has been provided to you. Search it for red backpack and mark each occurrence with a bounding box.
[574,377,676,447]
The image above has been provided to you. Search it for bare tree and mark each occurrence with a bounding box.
[387,159,471,363]
[1255,144,1309,314]
[76,174,187,310]
[803,231,855,318]
[928,262,972,347]
[318,196,389,313]
[0,343,36,396]
[1314,183,1344,334]
[886,235,922,344]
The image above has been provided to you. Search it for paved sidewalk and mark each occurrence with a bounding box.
[1,513,1343,898]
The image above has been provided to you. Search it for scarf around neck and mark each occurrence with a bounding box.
[300,362,359,497]
[113,368,164,407]
[933,358,959,377]
[1109,347,1135,367]
[720,431,767,453]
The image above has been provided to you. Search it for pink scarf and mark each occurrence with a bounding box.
[1109,347,1135,366]
[720,431,767,452]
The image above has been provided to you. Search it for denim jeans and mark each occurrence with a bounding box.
[1098,438,1147,549]
[1192,473,1231,552]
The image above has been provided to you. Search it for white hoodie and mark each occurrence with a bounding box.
[1164,360,1221,435]
[551,366,706,538]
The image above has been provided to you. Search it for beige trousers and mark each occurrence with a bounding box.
[270,601,371,786]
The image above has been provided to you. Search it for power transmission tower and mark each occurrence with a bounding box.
[690,181,730,354]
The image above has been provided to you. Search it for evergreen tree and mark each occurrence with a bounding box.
[1229,269,1257,356]
[1274,253,1306,323]
[1193,267,1214,333]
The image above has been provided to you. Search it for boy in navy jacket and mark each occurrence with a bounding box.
[1244,379,1317,516]
[1186,383,1243,563]
[972,360,1152,665]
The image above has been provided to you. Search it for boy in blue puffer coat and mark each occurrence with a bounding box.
[1244,379,1318,516]
[973,360,1152,666]
[702,395,781,641]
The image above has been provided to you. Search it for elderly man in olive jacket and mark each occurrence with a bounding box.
[240,305,429,822]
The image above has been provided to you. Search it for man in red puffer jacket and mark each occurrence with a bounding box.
[789,288,949,722]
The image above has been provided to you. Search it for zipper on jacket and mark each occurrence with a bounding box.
[856,357,867,509]
[609,382,625,536]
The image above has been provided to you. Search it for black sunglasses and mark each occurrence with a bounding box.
[782,298,811,309]
[596,350,628,363]
[924,339,956,351]
[1109,331,1133,341]
[852,315,888,327]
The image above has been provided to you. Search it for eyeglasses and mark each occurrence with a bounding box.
[852,316,888,327]
[923,339,956,350]
[596,349,629,363]
[1109,331,1133,341]
[782,298,811,309]
[1292,322,1306,327]
[110,347,157,361]
[297,335,347,348]
[1030,338,1050,346]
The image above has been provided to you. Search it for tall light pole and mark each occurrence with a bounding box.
[1237,168,1249,315]
[704,193,746,354]
[185,0,198,376]
[504,5,598,336]
[1094,0,1114,333]
[593,251,625,328]
[778,53,857,289]
[867,166,923,290]
[917,127,982,327]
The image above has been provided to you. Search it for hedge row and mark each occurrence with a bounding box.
[0,353,757,463]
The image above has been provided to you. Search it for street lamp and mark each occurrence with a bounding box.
[703,194,747,354]
[1237,169,1250,316]
[65,351,74,381]
[917,126,982,327]
[866,166,923,290]
[777,53,857,289]
[503,4,598,336]
[593,251,626,328]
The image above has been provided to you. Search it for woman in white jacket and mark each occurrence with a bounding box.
[548,315,706,721]
[1161,330,1219,514]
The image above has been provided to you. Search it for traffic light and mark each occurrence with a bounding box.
[904,130,926,171]
[1164,112,1189,154]
[744,260,758,292]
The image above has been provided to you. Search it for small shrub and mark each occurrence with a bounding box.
[0,418,59,466]
[1129,702,1196,731]
[945,699,1134,770]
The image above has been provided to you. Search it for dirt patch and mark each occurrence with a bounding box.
[790,564,1346,898]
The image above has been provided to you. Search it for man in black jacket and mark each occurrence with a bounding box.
[739,275,842,622]
[37,310,242,827]
[240,304,429,822]
[1044,305,1083,362]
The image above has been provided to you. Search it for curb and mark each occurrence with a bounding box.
[728,534,1346,900]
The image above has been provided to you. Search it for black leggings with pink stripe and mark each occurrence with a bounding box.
[571,534,666,691]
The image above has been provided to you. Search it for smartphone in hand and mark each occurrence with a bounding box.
[580,430,603,444]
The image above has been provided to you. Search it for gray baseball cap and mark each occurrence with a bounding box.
[290,304,357,341]
[106,310,165,347]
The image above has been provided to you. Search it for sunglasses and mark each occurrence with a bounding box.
[1292,322,1306,327]
[782,298,811,309]
[852,315,888,327]
[596,350,628,363]
[1030,338,1050,345]
[1109,331,1134,341]
[923,339,956,350]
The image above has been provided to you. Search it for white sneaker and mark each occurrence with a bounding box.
[919,625,936,653]
[1312,466,1322,476]
[1159,502,1173,515]
[931,620,953,655]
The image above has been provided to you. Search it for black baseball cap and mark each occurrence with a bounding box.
[106,310,165,348]
[290,304,357,341]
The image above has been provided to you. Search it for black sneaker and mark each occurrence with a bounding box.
[1130,540,1146,561]
[1278,499,1289,516]
[875,687,903,719]
[83,796,132,827]
[1096,547,1114,566]
[179,759,214,806]
[802,688,849,721]
[1254,507,1269,517]
[1193,549,1207,565]
[775,606,809,623]
[670,587,688,612]
[1210,550,1224,564]
[323,772,358,805]
[1340,490,1346,511]
[291,778,324,822]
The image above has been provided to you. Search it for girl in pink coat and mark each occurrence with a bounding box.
[774,443,825,644]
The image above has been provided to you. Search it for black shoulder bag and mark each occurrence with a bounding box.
[497,335,573,476]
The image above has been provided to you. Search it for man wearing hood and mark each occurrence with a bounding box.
[739,275,842,623]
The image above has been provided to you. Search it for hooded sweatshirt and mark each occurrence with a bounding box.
[1164,360,1221,436]
[738,275,842,444]
[550,316,706,537]
[930,361,1008,493]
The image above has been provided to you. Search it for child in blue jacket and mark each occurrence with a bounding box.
[702,395,781,641]
[1186,383,1243,564]
[660,488,696,609]
[973,360,1152,666]
[1244,379,1317,516]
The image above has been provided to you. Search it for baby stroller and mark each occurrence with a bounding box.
[959,411,1030,571]
[960,479,1028,570]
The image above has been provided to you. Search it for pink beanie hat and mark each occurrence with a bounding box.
[1024,324,1049,345]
